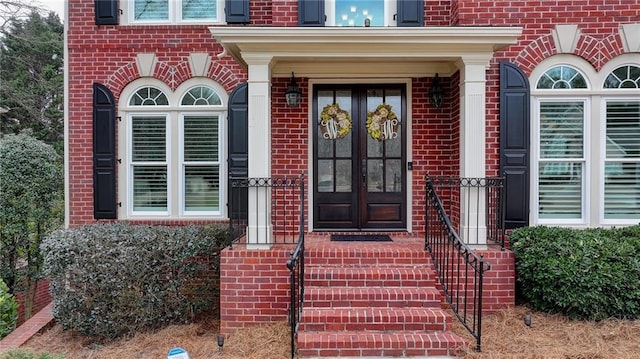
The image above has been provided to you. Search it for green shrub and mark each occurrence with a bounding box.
[510,225,640,320]
[0,278,18,339]
[41,223,227,339]
[0,132,63,298]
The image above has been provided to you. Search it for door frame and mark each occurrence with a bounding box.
[307,78,414,232]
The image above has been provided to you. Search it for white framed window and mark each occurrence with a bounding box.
[536,99,587,222]
[531,55,640,227]
[325,0,397,27]
[119,79,227,219]
[601,65,640,223]
[122,0,225,25]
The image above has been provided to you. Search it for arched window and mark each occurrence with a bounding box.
[531,56,640,226]
[119,79,227,219]
[536,65,588,89]
[129,86,169,106]
[604,65,640,88]
[180,86,222,106]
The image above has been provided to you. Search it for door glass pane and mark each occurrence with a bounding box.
[385,89,402,157]
[335,0,384,27]
[385,159,401,192]
[336,159,352,192]
[367,137,383,157]
[318,131,333,157]
[335,132,352,157]
[318,160,334,192]
[367,159,383,192]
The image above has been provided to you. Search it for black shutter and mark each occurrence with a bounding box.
[93,83,117,219]
[298,0,325,26]
[397,0,423,27]
[95,0,119,25]
[228,83,249,222]
[499,62,530,229]
[225,0,250,23]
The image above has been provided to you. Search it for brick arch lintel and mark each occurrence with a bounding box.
[514,27,626,77]
[104,56,243,97]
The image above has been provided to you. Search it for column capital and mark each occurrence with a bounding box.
[455,55,492,83]
[242,52,275,66]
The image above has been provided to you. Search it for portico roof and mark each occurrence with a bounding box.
[210,26,523,77]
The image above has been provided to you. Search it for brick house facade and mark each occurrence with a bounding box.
[66,0,639,354]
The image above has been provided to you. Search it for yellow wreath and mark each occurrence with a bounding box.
[366,103,399,140]
[320,103,352,139]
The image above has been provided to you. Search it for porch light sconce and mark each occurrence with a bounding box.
[285,72,302,107]
[429,73,443,108]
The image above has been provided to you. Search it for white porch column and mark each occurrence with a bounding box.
[244,54,273,249]
[457,56,492,247]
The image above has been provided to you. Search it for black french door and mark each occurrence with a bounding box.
[313,84,407,230]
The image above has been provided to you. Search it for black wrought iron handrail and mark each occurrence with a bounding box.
[425,175,495,352]
[286,175,305,359]
[426,176,506,249]
[228,174,306,359]
[228,175,306,248]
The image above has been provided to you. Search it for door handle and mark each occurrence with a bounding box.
[361,159,367,184]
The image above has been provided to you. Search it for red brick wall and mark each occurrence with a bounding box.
[478,248,516,313]
[68,0,636,226]
[14,280,51,326]
[66,0,246,226]
[219,246,291,335]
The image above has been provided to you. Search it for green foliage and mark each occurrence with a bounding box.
[0,10,64,151]
[510,225,640,320]
[0,133,63,294]
[0,279,18,339]
[0,350,63,359]
[41,223,227,340]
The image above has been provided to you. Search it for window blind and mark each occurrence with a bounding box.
[183,116,219,212]
[131,116,168,212]
[182,0,217,20]
[604,101,640,219]
[134,0,169,20]
[538,101,585,219]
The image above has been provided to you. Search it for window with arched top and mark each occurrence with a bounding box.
[129,86,169,106]
[531,57,640,227]
[180,86,222,106]
[604,65,640,89]
[601,65,640,220]
[119,80,228,219]
[536,65,588,89]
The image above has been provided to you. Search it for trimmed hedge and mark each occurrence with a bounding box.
[510,225,640,320]
[41,223,227,339]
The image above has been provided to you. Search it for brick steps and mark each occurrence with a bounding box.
[300,307,450,332]
[297,331,466,358]
[305,287,442,308]
[306,266,437,288]
[298,238,465,358]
